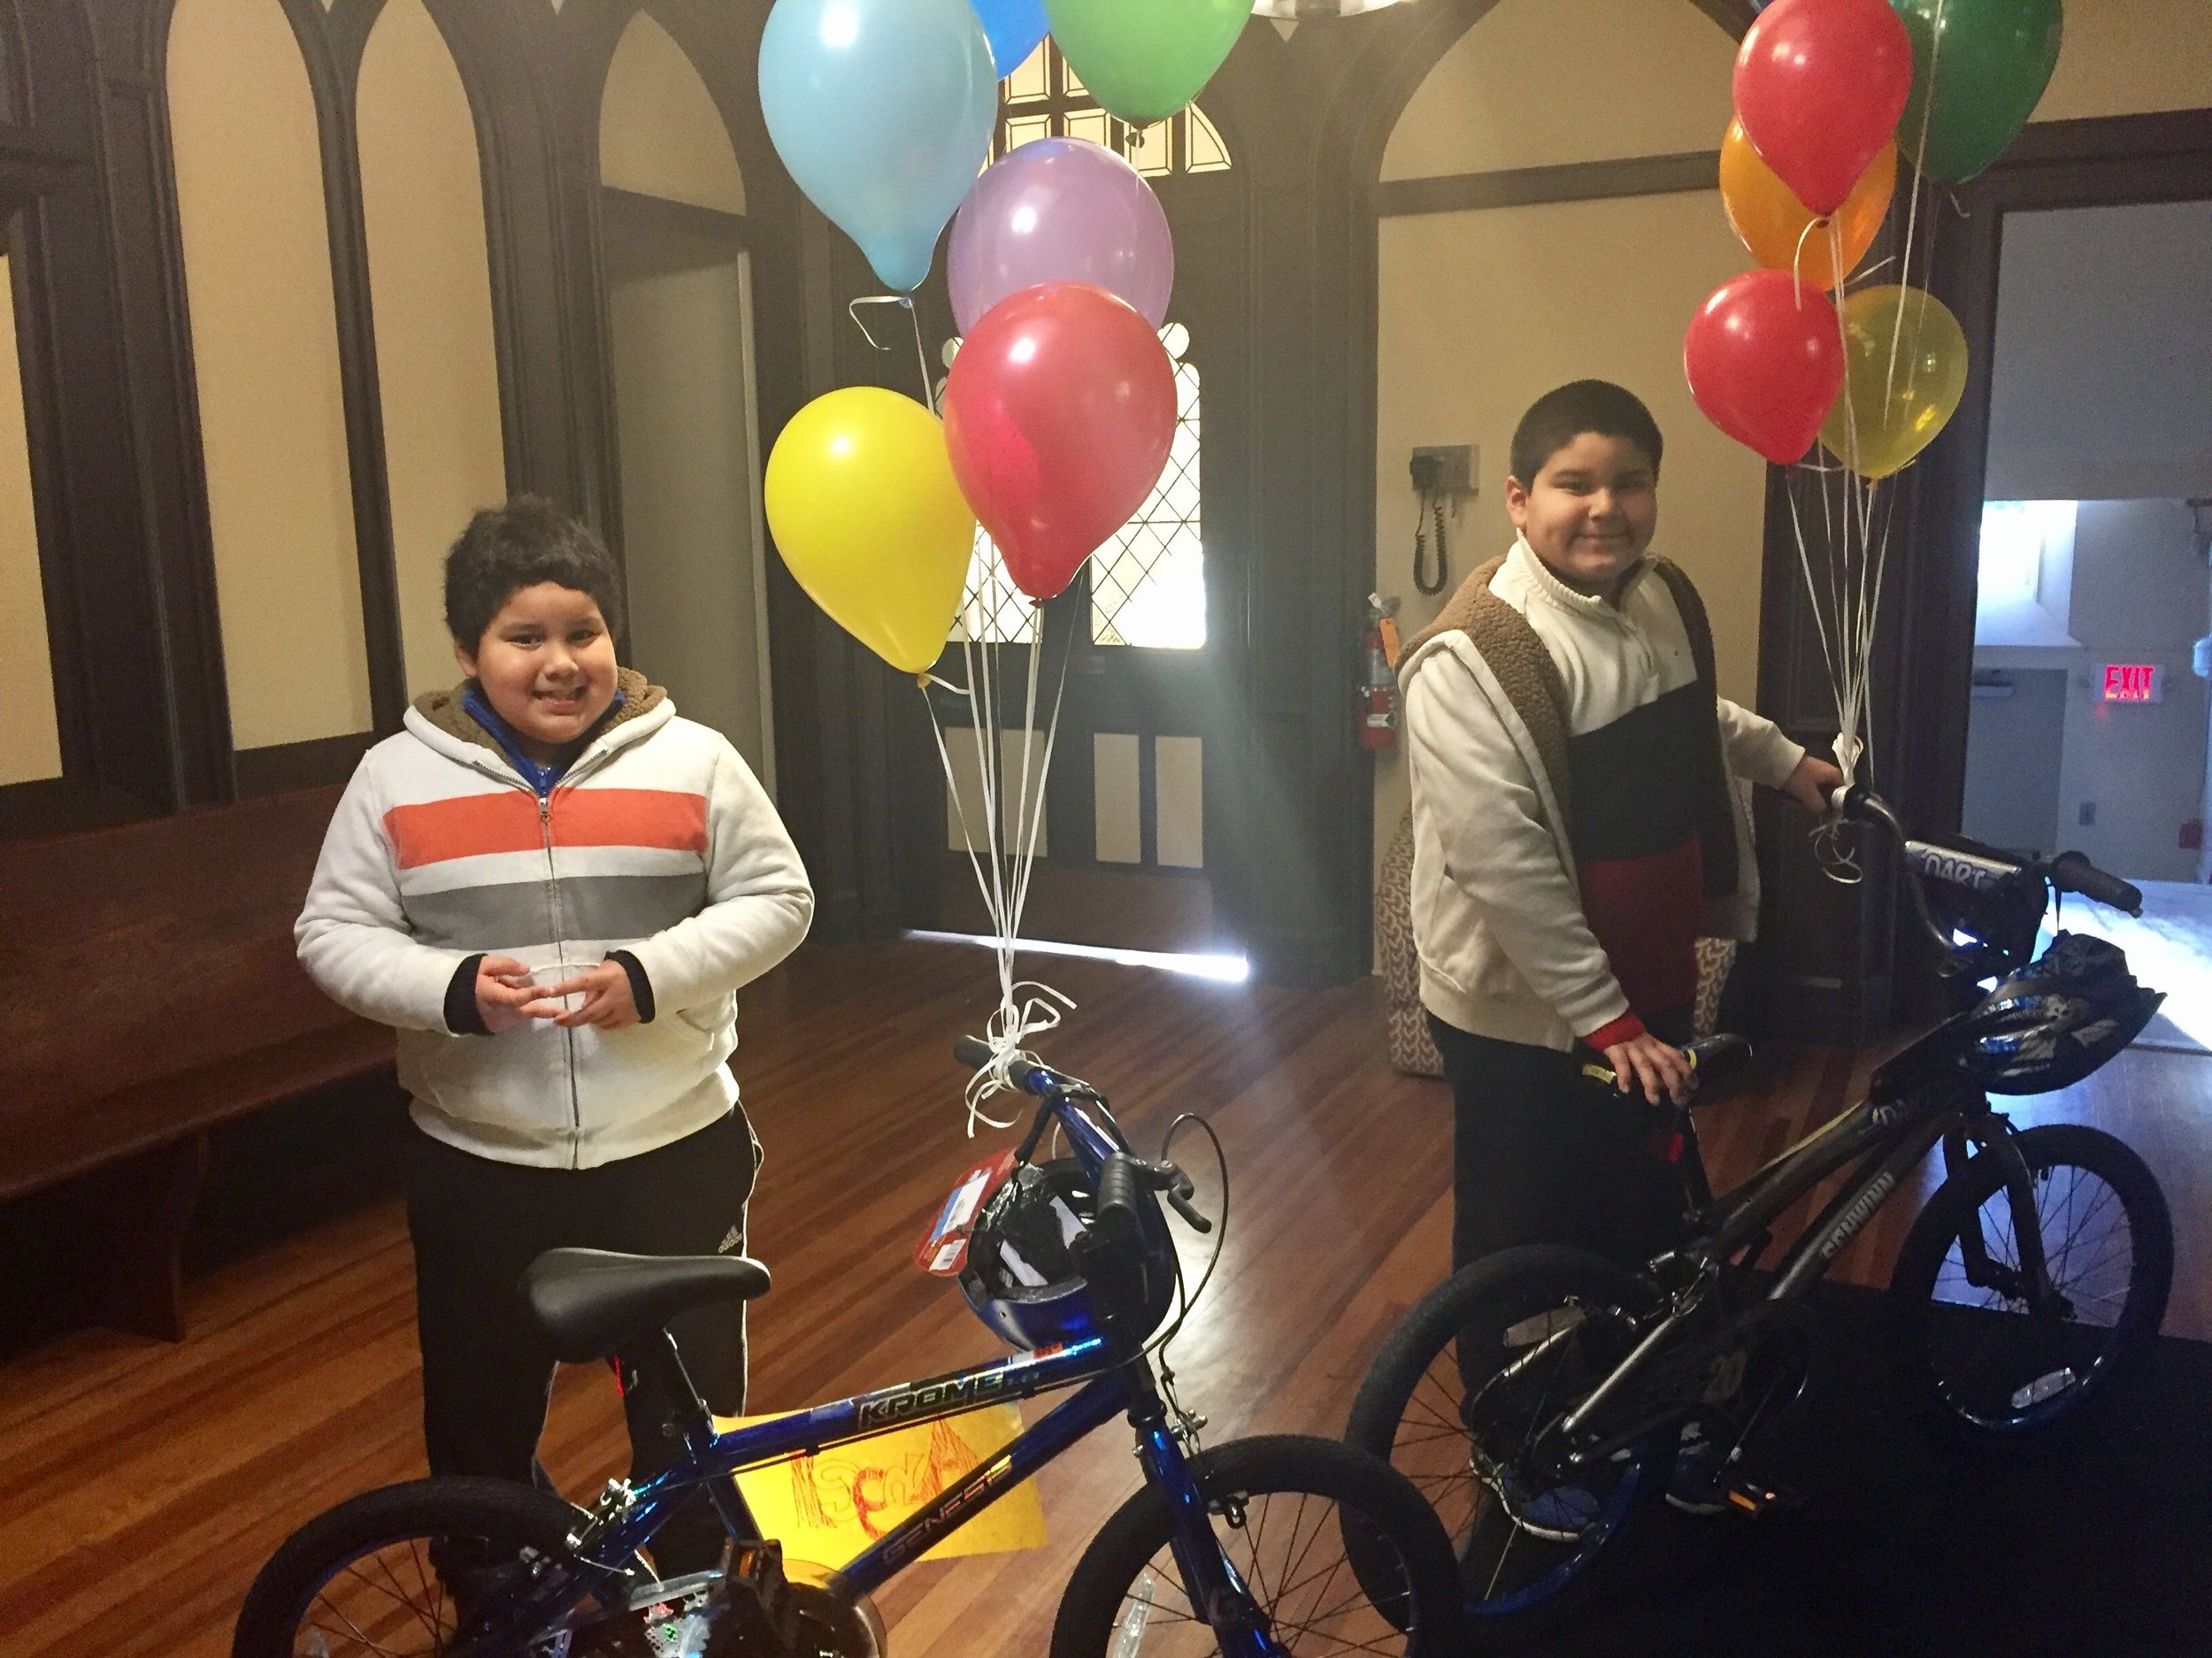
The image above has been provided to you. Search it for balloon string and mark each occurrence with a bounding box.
[926,621,1079,1136]
[1790,213,1830,302]
[904,298,939,415]
[1885,0,1945,407]
[848,294,906,353]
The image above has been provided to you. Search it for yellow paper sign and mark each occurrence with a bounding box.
[717,1402,1048,1563]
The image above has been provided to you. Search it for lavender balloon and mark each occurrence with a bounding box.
[948,138,1173,335]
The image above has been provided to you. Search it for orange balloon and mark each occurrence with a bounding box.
[1719,119,1895,291]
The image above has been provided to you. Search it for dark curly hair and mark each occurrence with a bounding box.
[1509,380,1664,487]
[443,496,625,649]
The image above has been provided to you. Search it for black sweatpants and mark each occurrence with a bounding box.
[1428,1007,1699,1278]
[404,1107,758,1574]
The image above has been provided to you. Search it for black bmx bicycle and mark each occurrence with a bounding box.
[1347,787,2177,1643]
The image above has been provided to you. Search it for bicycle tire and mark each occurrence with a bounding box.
[233,1478,617,1658]
[1886,1123,2173,1449]
[1345,1247,1671,1647]
[1048,1433,1464,1658]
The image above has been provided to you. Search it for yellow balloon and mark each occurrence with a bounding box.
[1819,285,1970,480]
[764,387,975,674]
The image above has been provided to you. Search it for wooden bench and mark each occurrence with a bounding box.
[0,787,396,1342]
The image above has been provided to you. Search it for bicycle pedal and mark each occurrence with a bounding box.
[1722,1478,1800,1517]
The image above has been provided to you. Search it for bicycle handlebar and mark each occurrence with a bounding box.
[950,1038,1213,1233]
[2049,850,2145,917]
[1835,784,2146,958]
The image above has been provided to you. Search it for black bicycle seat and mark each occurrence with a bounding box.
[523,1248,772,1362]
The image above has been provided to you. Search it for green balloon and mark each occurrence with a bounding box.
[1043,0,1249,125]
[1892,0,2064,183]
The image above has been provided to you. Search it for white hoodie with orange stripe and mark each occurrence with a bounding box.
[296,675,813,1169]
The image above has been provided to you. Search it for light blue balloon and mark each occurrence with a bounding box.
[971,0,1049,76]
[759,0,998,294]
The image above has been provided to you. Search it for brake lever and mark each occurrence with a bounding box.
[1134,1159,1213,1233]
[1165,1186,1212,1234]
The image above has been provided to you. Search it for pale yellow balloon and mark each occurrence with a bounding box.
[764,387,975,674]
[1819,285,1970,480]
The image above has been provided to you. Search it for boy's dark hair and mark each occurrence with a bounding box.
[1509,380,1664,486]
[444,496,625,649]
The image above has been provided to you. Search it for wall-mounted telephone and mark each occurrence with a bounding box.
[1409,445,1473,597]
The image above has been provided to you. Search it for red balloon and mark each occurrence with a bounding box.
[942,281,1176,602]
[1733,0,1914,215]
[1684,270,1844,465]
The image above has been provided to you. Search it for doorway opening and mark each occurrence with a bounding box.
[1962,197,2212,1050]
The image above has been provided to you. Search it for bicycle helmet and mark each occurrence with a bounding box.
[956,1159,1177,1351]
[1957,932,2162,1094]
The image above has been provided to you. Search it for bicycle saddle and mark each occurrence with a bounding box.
[523,1248,772,1362]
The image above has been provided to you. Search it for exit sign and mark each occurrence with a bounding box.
[2101,663,2164,703]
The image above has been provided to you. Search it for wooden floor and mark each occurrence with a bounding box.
[4,937,2207,1658]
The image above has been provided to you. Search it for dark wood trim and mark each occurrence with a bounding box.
[234,732,378,799]
[1372,150,1720,218]
[0,776,149,840]
[1903,108,2212,844]
[278,0,406,736]
[600,183,750,245]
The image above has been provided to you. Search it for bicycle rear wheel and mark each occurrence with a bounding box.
[1048,1434,1463,1657]
[1345,1247,1672,1646]
[233,1478,626,1658]
[1887,1124,2172,1447]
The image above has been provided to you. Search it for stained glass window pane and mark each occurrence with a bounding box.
[1002,112,1051,156]
[1060,54,1087,97]
[1064,108,1111,150]
[1187,107,1232,173]
[954,526,1038,646]
[1125,121,1171,177]
[1091,343,1202,649]
[1005,43,1048,102]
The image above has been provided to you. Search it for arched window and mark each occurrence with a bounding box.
[168,0,370,754]
[357,0,507,699]
[995,42,1231,177]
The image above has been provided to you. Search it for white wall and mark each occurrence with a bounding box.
[1372,0,1764,890]
[1974,501,2208,882]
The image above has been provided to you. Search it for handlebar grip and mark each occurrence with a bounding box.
[1094,1154,1145,1243]
[953,1035,996,1072]
[1683,1033,1752,1087]
[2050,852,2144,917]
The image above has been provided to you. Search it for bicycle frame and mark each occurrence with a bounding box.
[1557,1076,1993,1448]
[495,1076,1278,1654]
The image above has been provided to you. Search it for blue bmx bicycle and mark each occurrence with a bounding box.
[234,1040,1463,1658]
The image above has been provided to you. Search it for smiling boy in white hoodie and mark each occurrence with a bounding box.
[296,497,811,1571]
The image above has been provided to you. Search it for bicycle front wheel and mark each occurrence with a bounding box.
[233,1478,629,1658]
[1887,1123,2172,1447]
[1049,1434,1463,1658]
[1346,1247,1672,1645]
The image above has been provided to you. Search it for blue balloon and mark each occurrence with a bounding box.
[971,0,1049,76]
[759,0,998,294]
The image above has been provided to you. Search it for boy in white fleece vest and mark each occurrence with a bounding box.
[296,498,813,1573]
[1401,383,1839,1279]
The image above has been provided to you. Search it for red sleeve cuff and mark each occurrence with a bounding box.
[1581,1013,1646,1053]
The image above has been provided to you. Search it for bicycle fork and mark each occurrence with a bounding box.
[1129,1389,1279,1658]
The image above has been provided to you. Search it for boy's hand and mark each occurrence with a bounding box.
[476,955,549,1033]
[1602,1032,1694,1107]
[1781,753,1847,816]
[522,960,641,1031]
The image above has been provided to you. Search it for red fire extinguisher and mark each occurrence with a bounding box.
[1360,593,1402,750]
